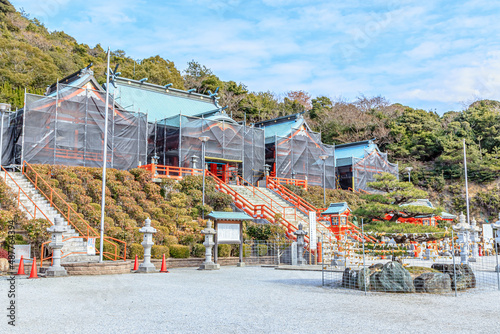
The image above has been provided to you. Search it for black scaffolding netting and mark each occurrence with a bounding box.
[21,84,147,169]
[353,149,399,192]
[274,129,335,189]
[150,115,265,184]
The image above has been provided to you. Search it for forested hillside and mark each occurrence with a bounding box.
[1,0,499,221]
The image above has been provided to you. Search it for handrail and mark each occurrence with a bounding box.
[267,176,373,243]
[2,166,53,223]
[206,170,305,242]
[139,164,204,179]
[268,176,308,190]
[41,235,126,267]
[267,176,323,215]
[22,161,126,261]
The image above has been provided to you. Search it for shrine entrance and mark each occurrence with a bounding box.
[206,157,241,184]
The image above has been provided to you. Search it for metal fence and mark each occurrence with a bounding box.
[321,232,500,296]
[241,240,294,266]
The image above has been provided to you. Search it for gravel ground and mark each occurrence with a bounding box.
[2,266,499,333]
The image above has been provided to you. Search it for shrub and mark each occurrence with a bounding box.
[233,244,251,258]
[151,245,169,259]
[257,244,268,256]
[169,245,190,258]
[192,244,205,258]
[128,243,144,259]
[164,235,178,246]
[0,248,8,259]
[217,244,231,258]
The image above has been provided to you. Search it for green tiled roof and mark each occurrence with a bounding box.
[207,211,254,221]
[108,78,221,120]
[321,202,351,215]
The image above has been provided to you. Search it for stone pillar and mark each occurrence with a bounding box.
[199,219,220,270]
[45,217,69,277]
[452,212,471,264]
[293,223,307,266]
[138,218,157,273]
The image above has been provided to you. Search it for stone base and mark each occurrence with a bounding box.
[237,262,245,267]
[297,260,307,266]
[199,262,220,270]
[137,264,158,273]
[45,266,68,277]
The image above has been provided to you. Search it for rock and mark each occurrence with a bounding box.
[370,261,415,293]
[431,264,476,290]
[414,272,451,293]
[0,258,9,272]
[342,268,358,289]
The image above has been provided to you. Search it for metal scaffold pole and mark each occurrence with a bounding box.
[21,88,26,165]
[99,48,111,263]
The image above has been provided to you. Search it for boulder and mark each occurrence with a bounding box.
[342,268,358,289]
[370,261,415,293]
[431,263,476,290]
[414,272,451,293]
[0,258,9,272]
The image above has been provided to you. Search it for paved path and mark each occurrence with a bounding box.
[2,266,499,333]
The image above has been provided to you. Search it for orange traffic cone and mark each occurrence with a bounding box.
[15,256,26,275]
[160,254,169,273]
[132,255,139,271]
[28,257,39,279]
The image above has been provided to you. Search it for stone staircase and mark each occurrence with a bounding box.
[229,185,331,237]
[2,171,99,263]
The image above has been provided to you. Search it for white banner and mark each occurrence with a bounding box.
[309,211,317,250]
[218,223,241,243]
[87,238,96,255]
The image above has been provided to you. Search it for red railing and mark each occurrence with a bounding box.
[2,166,53,222]
[267,176,374,243]
[139,164,204,180]
[268,176,307,190]
[22,161,127,264]
[207,171,306,242]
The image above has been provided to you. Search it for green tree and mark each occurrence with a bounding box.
[353,173,440,222]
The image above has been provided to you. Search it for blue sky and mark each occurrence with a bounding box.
[10,0,500,114]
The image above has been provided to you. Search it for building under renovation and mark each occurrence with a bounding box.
[255,113,336,188]
[0,66,398,191]
[335,139,399,191]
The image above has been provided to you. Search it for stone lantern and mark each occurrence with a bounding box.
[46,217,69,277]
[191,155,199,169]
[138,218,157,273]
[293,223,308,266]
[199,219,220,270]
[452,212,472,264]
[469,217,481,262]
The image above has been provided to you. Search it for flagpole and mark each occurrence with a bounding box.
[99,47,111,262]
[463,139,470,225]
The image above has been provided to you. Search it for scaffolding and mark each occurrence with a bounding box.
[352,149,399,192]
[18,84,147,169]
[272,129,335,188]
[151,115,265,184]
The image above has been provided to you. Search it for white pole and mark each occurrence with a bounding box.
[21,88,27,165]
[463,139,470,225]
[99,48,111,262]
[0,110,4,166]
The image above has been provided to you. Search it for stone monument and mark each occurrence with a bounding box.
[199,219,220,270]
[452,212,471,264]
[138,218,158,273]
[293,223,307,266]
[45,217,69,277]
